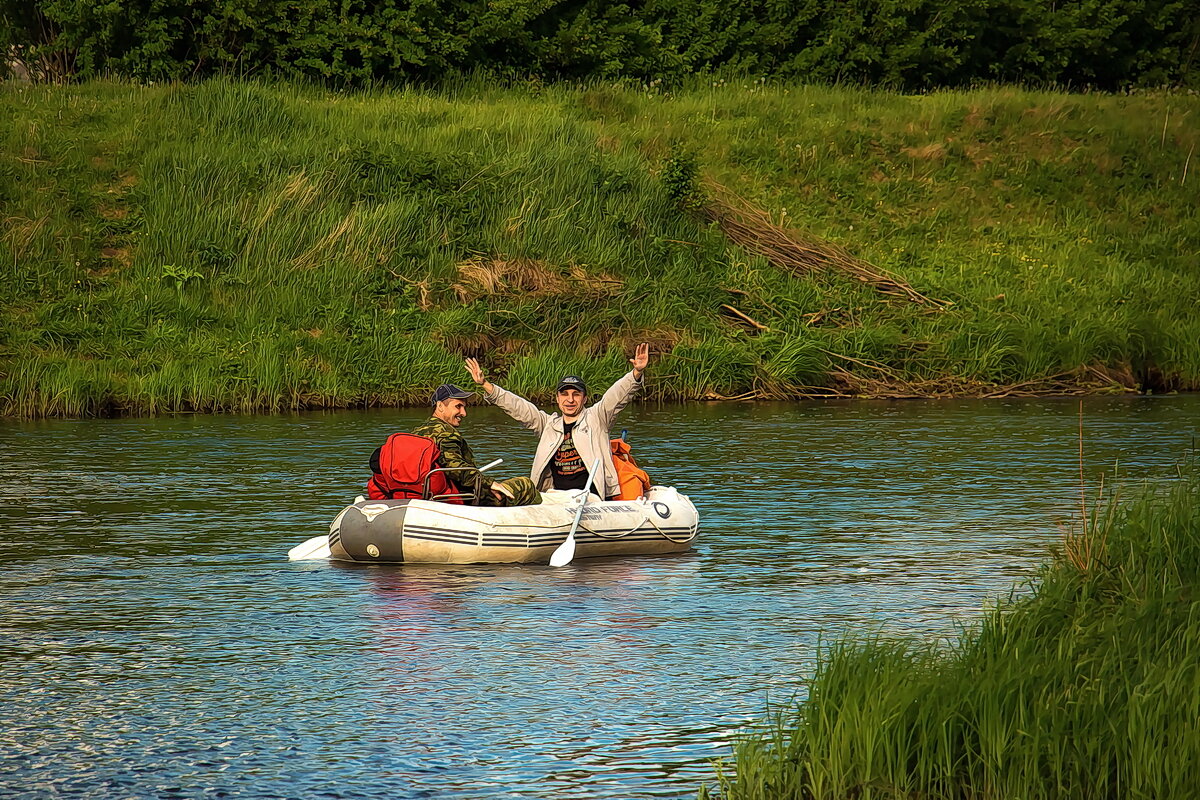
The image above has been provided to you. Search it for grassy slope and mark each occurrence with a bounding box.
[1,79,1197,416]
[708,467,1200,799]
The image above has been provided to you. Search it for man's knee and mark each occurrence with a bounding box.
[492,477,541,507]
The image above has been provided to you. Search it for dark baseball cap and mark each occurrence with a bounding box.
[556,375,587,394]
[431,383,474,406]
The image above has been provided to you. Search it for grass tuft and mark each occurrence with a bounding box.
[707,463,1200,799]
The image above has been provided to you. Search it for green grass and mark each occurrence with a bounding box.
[2,78,1197,416]
[704,464,1200,799]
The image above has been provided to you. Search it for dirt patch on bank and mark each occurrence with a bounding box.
[452,257,622,303]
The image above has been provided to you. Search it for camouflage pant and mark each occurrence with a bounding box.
[479,477,542,507]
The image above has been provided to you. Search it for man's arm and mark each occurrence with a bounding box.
[435,432,495,496]
[592,343,649,428]
[465,358,550,433]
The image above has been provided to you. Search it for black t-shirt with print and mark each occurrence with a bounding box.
[551,421,589,490]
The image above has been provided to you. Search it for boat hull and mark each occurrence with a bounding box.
[326,486,699,564]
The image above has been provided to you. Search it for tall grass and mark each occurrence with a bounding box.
[1,79,1197,416]
[706,465,1200,799]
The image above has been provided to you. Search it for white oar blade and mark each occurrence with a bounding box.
[549,535,576,567]
[288,535,331,561]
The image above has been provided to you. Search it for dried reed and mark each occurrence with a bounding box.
[702,181,951,308]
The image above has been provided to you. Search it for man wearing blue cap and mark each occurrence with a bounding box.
[464,343,649,499]
[409,383,541,506]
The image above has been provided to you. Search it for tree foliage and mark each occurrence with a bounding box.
[2,0,1197,87]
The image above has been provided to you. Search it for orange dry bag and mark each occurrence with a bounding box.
[609,438,651,500]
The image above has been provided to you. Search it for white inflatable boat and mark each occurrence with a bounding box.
[287,486,699,565]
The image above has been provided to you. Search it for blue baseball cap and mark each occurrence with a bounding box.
[556,375,587,394]
[431,384,474,406]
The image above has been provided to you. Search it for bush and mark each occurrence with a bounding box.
[3,0,1197,88]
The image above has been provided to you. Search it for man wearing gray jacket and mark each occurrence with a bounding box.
[464,343,649,500]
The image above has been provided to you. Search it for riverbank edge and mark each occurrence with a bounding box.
[0,373,1173,420]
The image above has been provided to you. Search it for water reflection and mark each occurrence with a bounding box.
[0,396,1196,798]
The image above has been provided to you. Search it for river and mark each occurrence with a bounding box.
[1,396,1196,798]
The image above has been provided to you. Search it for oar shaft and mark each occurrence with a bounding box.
[550,457,602,567]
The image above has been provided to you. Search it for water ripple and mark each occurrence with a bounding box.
[1,396,1196,798]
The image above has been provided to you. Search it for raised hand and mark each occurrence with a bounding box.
[630,342,649,376]
[465,358,495,394]
[465,357,485,385]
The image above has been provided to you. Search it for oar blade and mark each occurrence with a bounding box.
[549,535,576,567]
[288,535,331,561]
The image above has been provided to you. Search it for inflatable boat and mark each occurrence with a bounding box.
[287,486,698,565]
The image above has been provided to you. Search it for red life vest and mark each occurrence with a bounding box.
[366,433,464,504]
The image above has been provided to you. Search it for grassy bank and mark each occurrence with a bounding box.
[706,465,1200,799]
[1,79,1197,416]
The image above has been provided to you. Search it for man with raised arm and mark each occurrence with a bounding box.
[408,383,541,506]
[464,343,649,500]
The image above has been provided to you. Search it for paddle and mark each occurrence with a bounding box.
[549,456,602,568]
[288,535,331,561]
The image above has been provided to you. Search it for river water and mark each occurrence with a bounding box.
[1,396,1196,798]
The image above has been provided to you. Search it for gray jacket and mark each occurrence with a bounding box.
[484,371,642,497]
